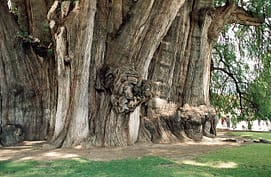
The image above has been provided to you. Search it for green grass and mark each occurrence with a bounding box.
[182,144,271,177]
[0,157,176,177]
[1,144,271,177]
[228,131,271,141]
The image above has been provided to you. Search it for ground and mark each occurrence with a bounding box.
[0,131,242,162]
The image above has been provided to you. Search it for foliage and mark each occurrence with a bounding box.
[211,0,271,121]
[248,53,271,119]
[1,144,271,177]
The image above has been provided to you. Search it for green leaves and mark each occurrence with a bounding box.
[211,0,271,121]
[248,53,271,119]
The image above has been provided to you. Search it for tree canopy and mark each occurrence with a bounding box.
[211,0,271,121]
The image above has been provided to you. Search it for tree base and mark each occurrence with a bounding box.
[139,102,218,144]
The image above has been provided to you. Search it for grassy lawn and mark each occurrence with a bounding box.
[228,131,271,141]
[1,143,270,176]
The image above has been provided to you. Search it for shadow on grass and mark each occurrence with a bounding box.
[0,157,178,177]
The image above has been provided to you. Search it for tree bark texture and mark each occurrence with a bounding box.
[0,0,263,147]
[0,2,55,140]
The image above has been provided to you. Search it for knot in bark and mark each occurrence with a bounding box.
[97,65,152,114]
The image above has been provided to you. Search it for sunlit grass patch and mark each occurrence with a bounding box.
[182,160,238,169]
[228,131,271,141]
[190,144,271,177]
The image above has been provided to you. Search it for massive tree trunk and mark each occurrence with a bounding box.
[0,0,263,147]
[0,1,55,141]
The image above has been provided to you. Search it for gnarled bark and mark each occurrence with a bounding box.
[0,0,264,147]
[0,2,54,140]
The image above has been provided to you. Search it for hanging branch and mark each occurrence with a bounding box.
[211,45,251,114]
[212,66,244,111]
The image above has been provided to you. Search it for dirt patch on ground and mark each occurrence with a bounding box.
[0,131,244,162]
